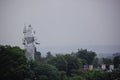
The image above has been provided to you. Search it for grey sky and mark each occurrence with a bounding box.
[0,0,120,52]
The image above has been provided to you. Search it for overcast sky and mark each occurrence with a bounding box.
[0,0,120,54]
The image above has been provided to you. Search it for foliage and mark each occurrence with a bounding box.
[76,49,96,65]
[64,54,82,76]
[1,45,120,80]
[46,51,53,59]
[113,55,120,68]
[28,61,60,80]
[70,70,120,80]
[69,75,85,80]
[47,54,82,76]
[59,71,68,80]
[102,58,112,64]
[47,54,67,72]
[35,51,41,62]
[109,69,120,80]
[93,57,99,68]
[0,45,27,80]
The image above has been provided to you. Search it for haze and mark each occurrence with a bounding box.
[0,0,120,55]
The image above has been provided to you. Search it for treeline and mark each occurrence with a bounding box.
[0,45,120,80]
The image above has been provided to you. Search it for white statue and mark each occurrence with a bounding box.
[23,24,39,60]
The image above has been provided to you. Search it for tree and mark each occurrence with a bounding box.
[47,54,82,76]
[64,54,82,76]
[102,58,112,65]
[93,57,99,68]
[35,51,41,62]
[76,49,96,65]
[28,61,60,80]
[47,54,67,72]
[46,51,53,59]
[113,55,120,68]
[0,45,28,80]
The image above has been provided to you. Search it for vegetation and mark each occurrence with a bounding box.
[0,45,120,80]
[75,49,96,65]
[113,55,120,68]
[0,45,27,80]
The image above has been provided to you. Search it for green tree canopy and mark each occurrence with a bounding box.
[76,49,96,65]
[113,55,120,68]
[28,60,60,80]
[64,54,82,76]
[47,54,67,72]
[46,51,53,59]
[47,54,82,76]
[0,45,27,80]
[102,58,112,65]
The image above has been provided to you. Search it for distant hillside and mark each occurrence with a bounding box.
[37,45,120,57]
